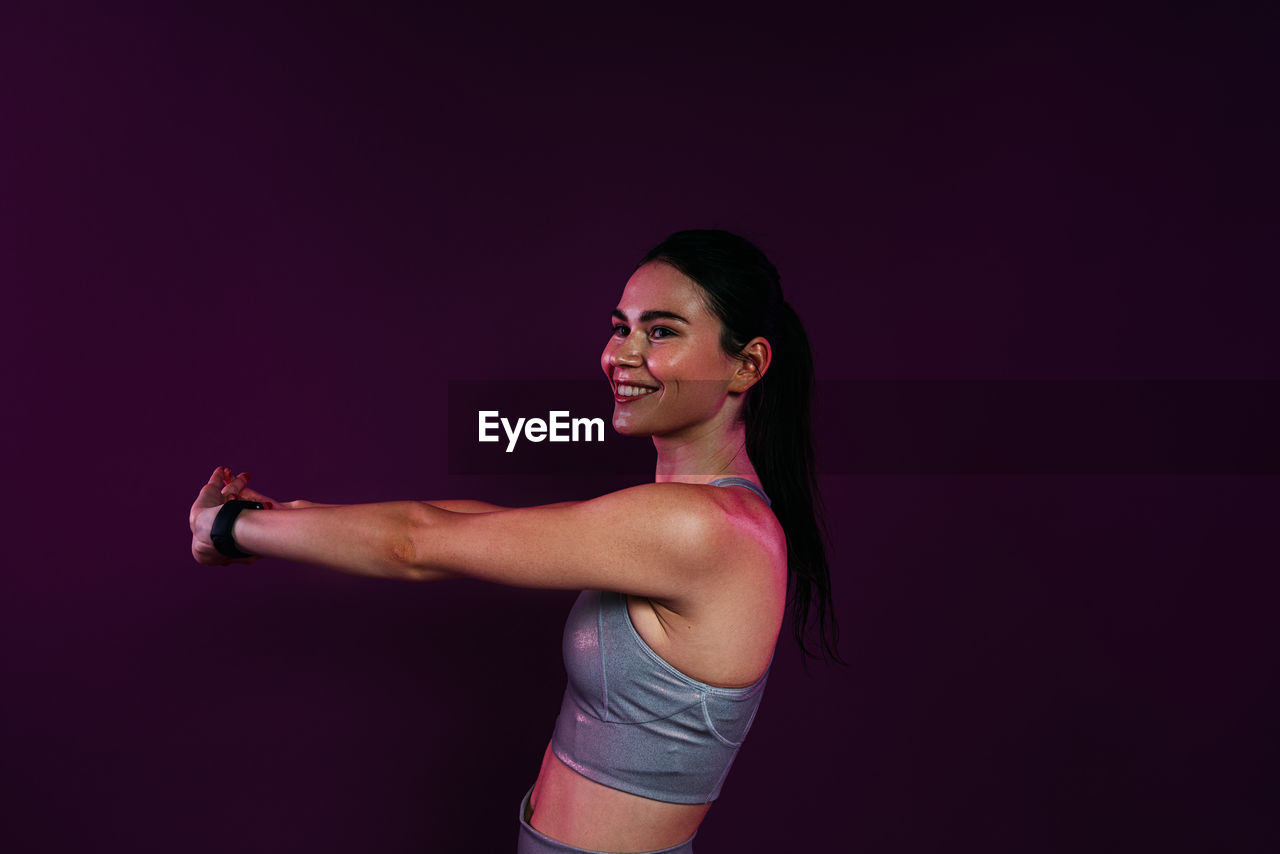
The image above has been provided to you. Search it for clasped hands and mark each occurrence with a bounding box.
[188,466,309,567]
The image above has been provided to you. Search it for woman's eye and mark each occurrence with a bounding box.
[611,324,674,339]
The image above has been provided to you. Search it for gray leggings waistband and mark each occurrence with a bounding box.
[516,786,696,854]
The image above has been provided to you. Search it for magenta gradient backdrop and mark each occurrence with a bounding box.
[5,3,1278,852]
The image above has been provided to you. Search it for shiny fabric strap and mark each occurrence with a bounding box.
[706,477,771,506]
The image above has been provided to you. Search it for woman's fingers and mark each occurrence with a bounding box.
[200,466,229,499]
[221,471,250,500]
[191,467,232,527]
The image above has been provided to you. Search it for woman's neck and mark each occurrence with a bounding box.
[651,419,759,485]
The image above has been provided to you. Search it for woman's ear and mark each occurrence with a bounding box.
[730,337,772,393]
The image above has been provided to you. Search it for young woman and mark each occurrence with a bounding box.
[188,229,838,853]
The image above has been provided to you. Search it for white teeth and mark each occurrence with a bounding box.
[617,384,657,397]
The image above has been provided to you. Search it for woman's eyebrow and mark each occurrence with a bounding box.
[611,308,691,324]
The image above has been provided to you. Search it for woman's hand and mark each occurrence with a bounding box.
[188,466,262,566]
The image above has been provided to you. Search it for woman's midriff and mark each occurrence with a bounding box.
[528,741,710,851]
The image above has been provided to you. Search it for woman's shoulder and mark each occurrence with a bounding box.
[600,480,777,534]
[602,481,785,569]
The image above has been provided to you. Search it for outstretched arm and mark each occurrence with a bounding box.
[190,468,729,601]
[188,469,509,575]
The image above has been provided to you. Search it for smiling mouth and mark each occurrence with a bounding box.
[614,383,658,400]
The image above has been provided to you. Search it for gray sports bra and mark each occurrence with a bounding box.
[550,477,773,804]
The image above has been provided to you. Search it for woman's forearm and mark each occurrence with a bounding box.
[230,502,449,581]
[285,499,503,513]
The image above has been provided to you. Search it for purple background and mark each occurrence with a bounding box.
[5,3,1278,852]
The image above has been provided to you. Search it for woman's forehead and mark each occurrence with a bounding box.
[616,261,710,319]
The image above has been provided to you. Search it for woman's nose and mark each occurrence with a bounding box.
[610,338,643,367]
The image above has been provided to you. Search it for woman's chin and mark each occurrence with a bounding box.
[611,414,651,437]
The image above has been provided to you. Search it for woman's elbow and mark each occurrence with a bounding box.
[388,503,449,582]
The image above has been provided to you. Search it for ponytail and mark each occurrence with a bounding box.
[747,301,841,663]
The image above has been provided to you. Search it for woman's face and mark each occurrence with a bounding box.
[601,261,744,438]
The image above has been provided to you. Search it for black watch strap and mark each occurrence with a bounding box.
[211,499,265,559]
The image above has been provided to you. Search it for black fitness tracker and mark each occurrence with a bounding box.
[210,499,265,559]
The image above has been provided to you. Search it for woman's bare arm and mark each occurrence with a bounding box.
[237,481,566,516]
[191,469,710,598]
